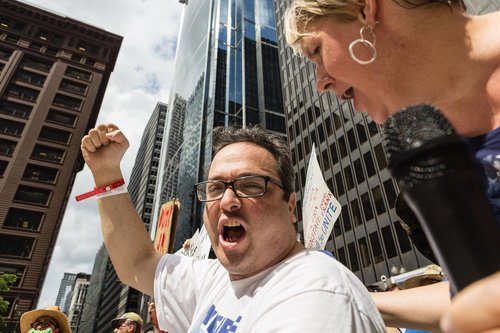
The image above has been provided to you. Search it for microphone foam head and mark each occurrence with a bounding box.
[382,104,455,166]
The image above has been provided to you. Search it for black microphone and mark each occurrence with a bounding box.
[381,104,500,293]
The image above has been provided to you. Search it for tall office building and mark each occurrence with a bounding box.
[80,103,167,333]
[54,272,76,313]
[156,0,287,250]
[273,0,500,285]
[0,0,122,328]
[67,273,91,333]
[78,245,117,333]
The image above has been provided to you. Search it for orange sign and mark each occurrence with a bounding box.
[154,199,180,254]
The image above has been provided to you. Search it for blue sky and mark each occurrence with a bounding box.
[22,0,183,308]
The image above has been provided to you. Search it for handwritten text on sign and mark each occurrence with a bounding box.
[302,145,341,250]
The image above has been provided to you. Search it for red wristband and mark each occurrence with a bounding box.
[75,178,125,202]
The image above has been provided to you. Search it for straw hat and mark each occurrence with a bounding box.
[20,305,71,333]
[111,312,143,328]
[403,264,444,289]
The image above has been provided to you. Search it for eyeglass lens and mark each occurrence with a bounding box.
[197,176,269,201]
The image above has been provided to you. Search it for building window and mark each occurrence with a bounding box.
[7,84,40,102]
[5,34,20,45]
[394,221,413,253]
[381,226,398,258]
[21,56,53,72]
[363,151,376,177]
[333,222,342,237]
[353,158,365,184]
[0,46,13,60]
[342,205,352,232]
[0,160,7,176]
[59,79,87,95]
[334,172,345,196]
[356,123,368,144]
[361,192,374,221]
[0,234,35,257]
[265,113,286,133]
[0,264,25,287]
[0,118,25,137]
[53,94,82,110]
[383,179,398,208]
[39,126,71,145]
[347,128,357,152]
[0,138,17,156]
[45,47,59,56]
[337,246,347,266]
[369,231,385,263]
[46,109,77,127]
[372,186,386,215]
[359,237,372,268]
[331,143,339,164]
[14,70,47,87]
[348,242,360,272]
[351,198,363,226]
[338,136,347,158]
[374,144,388,170]
[344,165,355,190]
[14,185,52,206]
[23,163,59,183]
[29,41,43,52]
[64,66,91,81]
[4,208,44,231]
[368,121,379,137]
[31,144,65,164]
[0,100,33,119]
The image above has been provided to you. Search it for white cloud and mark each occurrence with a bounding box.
[31,0,183,308]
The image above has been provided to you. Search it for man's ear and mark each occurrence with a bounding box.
[288,192,297,224]
[360,0,378,25]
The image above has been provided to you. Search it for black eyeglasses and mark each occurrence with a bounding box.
[31,319,58,329]
[195,175,284,202]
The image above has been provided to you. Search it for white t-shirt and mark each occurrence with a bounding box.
[154,250,385,333]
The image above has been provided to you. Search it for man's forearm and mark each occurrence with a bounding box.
[98,189,160,296]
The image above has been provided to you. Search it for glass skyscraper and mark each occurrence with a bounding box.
[156,0,286,249]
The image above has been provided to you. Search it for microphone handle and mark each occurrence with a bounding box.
[398,153,500,293]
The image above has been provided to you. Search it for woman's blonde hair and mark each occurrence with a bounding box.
[284,0,365,54]
[284,0,466,54]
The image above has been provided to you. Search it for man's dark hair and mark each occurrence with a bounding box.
[212,126,295,201]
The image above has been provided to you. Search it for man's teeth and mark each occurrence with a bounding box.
[226,237,238,243]
[225,221,241,227]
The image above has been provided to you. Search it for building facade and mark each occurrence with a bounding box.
[67,273,91,333]
[54,272,76,313]
[0,0,122,328]
[273,0,500,286]
[155,0,287,250]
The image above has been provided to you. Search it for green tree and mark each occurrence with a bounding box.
[0,274,17,325]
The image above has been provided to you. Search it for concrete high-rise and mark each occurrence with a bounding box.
[155,0,287,250]
[273,0,500,286]
[0,0,122,328]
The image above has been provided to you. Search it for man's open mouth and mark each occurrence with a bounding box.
[223,221,246,243]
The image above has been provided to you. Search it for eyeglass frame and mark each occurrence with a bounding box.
[31,318,58,329]
[194,175,284,202]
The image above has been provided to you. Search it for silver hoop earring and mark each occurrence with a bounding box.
[349,25,377,65]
